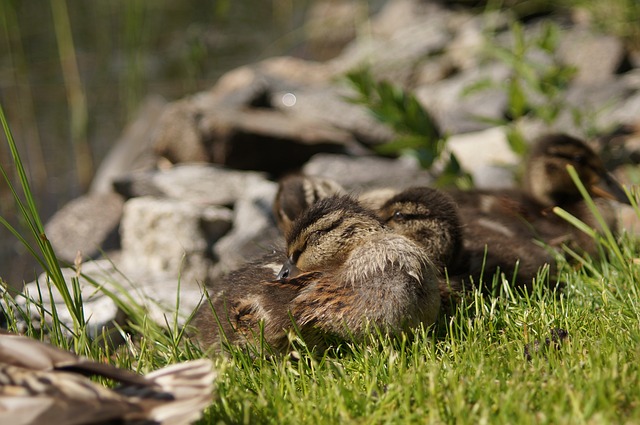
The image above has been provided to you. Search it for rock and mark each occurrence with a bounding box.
[119,197,233,286]
[371,0,445,39]
[304,0,369,60]
[153,100,211,164]
[198,107,355,174]
[13,258,206,338]
[329,1,452,85]
[303,153,433,191]
[213,178,281,274]
[90,96,167,195]
[113,164,266,206]
[273,84,394,148]
[446,127,520,188]
[415,63,510,134]
[550,74,640,136]
[44,192,125,263]
[151,60,360,174]
[557,26,626,84]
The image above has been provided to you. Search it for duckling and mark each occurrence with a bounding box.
[0,332,215,425]
[273,174,345,234]
[377,187,464,271]
[193,195,440,352]
[191,250,300,351]
[376,186,466,311]
[445,133,631,290]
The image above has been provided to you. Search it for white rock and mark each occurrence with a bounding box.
[447,127,520,189]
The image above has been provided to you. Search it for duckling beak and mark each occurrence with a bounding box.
[276,258,300,281]
[591,171,631,205]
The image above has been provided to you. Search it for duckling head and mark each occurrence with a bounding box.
[377,187,463,270]
[277,195,387,280]
[524,134,629,207]
[273,174,345,234]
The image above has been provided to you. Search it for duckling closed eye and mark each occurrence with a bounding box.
[377,187,464,271]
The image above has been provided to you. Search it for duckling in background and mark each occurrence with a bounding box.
[193,196,440,352]
[0,332,215,425]
[273,174,345,234]
[447,133,631,290]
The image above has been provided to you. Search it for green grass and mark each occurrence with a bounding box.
[205,254,640,424]
[2,100,640,424]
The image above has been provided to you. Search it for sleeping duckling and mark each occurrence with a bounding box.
[377,187,464,271]
[450,133,630,258]
[0,332,215,425]
[193,196,440,352]
[376,186,466,310]
[280,195,441,345]
[191,250,300,351]
[444,133,630,291]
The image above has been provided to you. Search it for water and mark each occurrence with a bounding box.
[0,0,319,286]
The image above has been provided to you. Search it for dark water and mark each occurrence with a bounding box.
[0,0,322,286]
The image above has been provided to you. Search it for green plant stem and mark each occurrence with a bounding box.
[51,0,93,191]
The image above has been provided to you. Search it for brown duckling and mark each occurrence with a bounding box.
[447,133,631,290]
[191,249,299,351]
[451,134,629,246]
[377,187,464,271]
[193,195,440,352]
[280,195,440,339]
[273,174,345,234]
[0,332,215,425]
[376,186,467,310]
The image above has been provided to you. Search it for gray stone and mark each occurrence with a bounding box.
[415,63,510,134]
[198,107,355,172]
[44,192,125,263]
[304,0,368,60]
[113,164,266,206]
[303,154,433,191]
[558,26,626,85]
[120,197,233,286]
[328,3,452,85]
[152,100,211,164]
[271,84,394,148]
[446,127,520,189]
[550,74,640,136]
[90,96,166,195]
[13,259,206,338]
[213,178,281,274]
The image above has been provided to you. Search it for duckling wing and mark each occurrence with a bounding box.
[0,332,149,386]
[0,363,144,425]
[0,334,215,425]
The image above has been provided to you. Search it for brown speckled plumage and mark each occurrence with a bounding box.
[193,196,440,352]
[447,133,630,291]
[0,332,215,425]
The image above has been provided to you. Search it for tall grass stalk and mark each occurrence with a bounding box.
[0,103,86,340]
[0,1,47,190]
[51,0,93,190]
